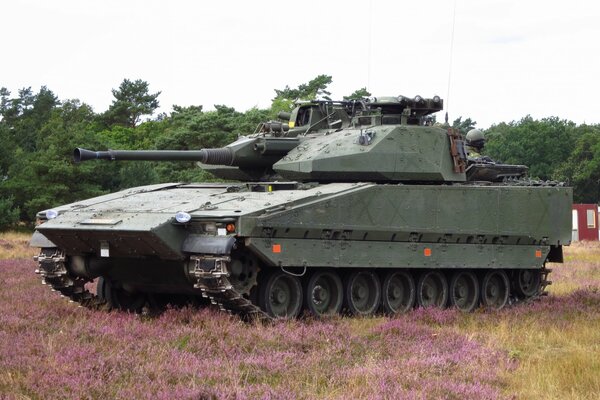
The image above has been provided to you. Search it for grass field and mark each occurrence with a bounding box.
[1,232,599,399]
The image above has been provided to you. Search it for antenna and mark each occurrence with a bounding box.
[367,0,373,91]
[445,0,458,125]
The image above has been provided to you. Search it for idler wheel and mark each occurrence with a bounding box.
[382,270,415,314]
[481,270,510,310]
[344,271,381,316]
[304,270,343,316]
[228,255,259,296]
[416,271,448,308]
[514,269,541,298]
[449,270,480,312]
[259,271,303,319]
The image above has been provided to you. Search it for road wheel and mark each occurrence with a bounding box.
[344,271,381,316]
[416,271,448,308]
[449,270,479,312]
[514,269,541,298]
[96,276,108,303]
[259,271,303,318]
[382,270,415,314]
[305,270,343,316]
[481,270,510,310]
[98,278,146,312]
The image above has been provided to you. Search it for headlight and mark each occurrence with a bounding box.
[46,209,59,219]
[175,211,191,223]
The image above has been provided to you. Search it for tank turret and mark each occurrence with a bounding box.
[74,96,514,182]
[74,96,527,183]
[75,95,526,183]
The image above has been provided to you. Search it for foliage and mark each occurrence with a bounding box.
[0,86,59,151]
[555,126,600,202]
[0,197,19,229]
[343,87,372,100]
[271,74,333,113]
[0,123,15,177]
[1,99,117,221]
[485,116,580,180]
[452,116,477,135]
[103,79,161,128]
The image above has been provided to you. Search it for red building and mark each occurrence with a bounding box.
[572,204,599,241]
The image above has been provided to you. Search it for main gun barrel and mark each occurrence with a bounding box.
[74,148,233,165]
[74,136,301,171]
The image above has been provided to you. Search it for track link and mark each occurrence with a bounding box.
[540,265,552,296]
[34,248,106,309]
[188,255,271,320]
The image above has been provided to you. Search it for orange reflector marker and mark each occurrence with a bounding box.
[272,244,281,253]
[535,249,542,258]
[226,223,236,233]
[424,248,432,257]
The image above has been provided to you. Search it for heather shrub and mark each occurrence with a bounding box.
[0,239,598,399]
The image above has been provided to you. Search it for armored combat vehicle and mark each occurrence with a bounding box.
[31,95,572,318]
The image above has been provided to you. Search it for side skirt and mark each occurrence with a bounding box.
[245,238,551,270]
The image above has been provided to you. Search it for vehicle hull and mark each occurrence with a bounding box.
[33,181,571,315]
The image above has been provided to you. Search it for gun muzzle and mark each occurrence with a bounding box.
[74,148,112,162]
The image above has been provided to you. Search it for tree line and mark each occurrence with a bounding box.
[1,76,599,229]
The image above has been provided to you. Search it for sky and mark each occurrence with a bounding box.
[2,0,600,128]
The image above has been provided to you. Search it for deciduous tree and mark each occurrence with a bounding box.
[485,116,579,180]
[555,126,600,202]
